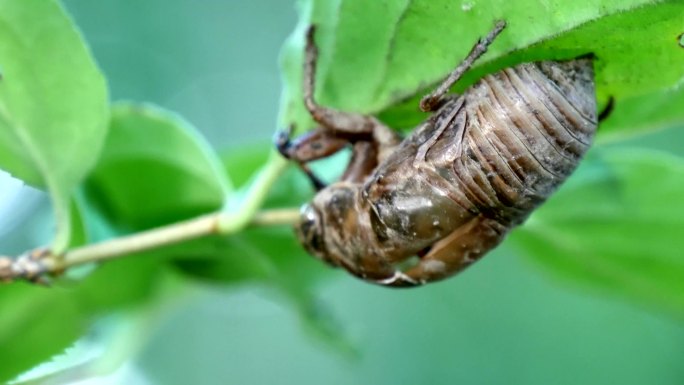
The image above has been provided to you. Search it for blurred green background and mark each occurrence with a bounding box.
[2,0,684,384]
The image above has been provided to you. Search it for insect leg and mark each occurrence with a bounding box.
[303,26,401,156]
[381,216,507,287]
[275,126,348,162]
[275,127,384,185]
[341,141,378,183]
[420,20,506,112]
[275,126,348,190]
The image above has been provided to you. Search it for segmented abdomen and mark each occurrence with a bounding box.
[431,59,597,226]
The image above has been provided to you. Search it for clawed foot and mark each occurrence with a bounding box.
[374,270,424,288]
[273,126,328,191]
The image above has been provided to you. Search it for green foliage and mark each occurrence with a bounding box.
[276,0,684,318]
[0,284,85,382]
[0,0,683,382]
[0,0,108,251]
[276,0,684,312]
[84,103,231,231]
[512,148,684,318]
[0,259,166,383]
[526,1,684,140]
[600,86,684,141]
[280,0,683,131]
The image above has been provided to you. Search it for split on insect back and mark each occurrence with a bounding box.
[276,20,598,287]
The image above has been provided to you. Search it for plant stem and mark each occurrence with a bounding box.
[0,153,298,283]
[64,213,222,267]
[219,153,288,232]
[0,207,301,283]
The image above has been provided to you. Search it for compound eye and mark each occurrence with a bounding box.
[297,204,326,258]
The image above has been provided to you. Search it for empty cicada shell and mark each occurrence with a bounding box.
[276,21,597,287]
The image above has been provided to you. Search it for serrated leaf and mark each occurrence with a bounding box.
[511,148,684,318]
[0,258,167,383]
[0,284,85,384]
[0,0,108,250]
[85,103,231,231]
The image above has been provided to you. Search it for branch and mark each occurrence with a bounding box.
[0,208,300,283]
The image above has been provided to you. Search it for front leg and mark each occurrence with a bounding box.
[275,25,403,188]
[378,216,508,287]
[276,127,386,186]
[275,126,348,190]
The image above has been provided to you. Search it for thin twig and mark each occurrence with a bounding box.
[0,207,301,283]
[250,208,302,227]
[0,151,295,284]
[64,213,222,267]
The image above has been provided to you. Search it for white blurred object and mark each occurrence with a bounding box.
[0,169,45,238]
[69,362,152,385]
[13,351,152,385]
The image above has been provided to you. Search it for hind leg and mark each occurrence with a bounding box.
[420,20,506,112]
[378,216,507,287]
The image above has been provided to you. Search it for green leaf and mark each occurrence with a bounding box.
[175,144,326,286]
[599,86,684,142]
[520,1,684,140]
[75,258,164,313]
[166,229,325,305]
[280,0,684,136]
[0,258,165,383]
[221,143,272,188]
[0,139,319,380]
[0,284,85,383]
[511,147,684,318]
[0,0,108,250]
[85,103,231,231]
[275,0,684,324]
[526,1,684,100]
[71,188,120,245]
[180,145,351,350]
[168,227,346,352]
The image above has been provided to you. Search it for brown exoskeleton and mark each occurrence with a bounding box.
[276,21,597,287]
